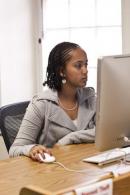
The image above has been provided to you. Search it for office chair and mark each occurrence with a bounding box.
[0,101,30,152]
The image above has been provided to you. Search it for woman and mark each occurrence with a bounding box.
[9,42,96,162]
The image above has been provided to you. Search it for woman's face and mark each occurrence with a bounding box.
[63,47,88,88]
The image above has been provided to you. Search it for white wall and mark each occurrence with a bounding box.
[0,0,42,106]
[0,0,129,106]
[122,0,130,53]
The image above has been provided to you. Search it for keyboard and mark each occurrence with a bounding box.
[83,147,130,166]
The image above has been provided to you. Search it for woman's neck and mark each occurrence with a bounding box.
[58,86,78,118]
[58,86,77,101]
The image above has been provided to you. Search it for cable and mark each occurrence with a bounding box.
[53,161,92,173]
[100,149,130,177]
[53,161,112,179]
[51,148,130,177]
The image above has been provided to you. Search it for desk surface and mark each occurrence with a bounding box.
[0,144,130,195]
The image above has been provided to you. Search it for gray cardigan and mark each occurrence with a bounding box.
[9,87,96,157]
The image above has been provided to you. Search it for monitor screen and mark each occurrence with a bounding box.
[95,54,130,151]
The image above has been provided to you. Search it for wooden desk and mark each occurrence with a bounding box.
[0,144,130,195]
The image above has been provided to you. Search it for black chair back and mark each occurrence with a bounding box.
[0,101,29,151]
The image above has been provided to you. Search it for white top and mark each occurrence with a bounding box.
[72,118,78,127]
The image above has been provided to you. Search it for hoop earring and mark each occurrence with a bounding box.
[62,78,66,84]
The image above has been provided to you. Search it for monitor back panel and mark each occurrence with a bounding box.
[95,55,130,151]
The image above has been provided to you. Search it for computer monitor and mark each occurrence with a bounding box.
[95,54,130,151]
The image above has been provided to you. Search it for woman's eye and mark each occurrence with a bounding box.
[74,63,82,69]
[74,62,88,69]
[84,61,88,67]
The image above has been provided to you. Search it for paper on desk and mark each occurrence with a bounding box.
[102,163,130,177]
[75,179,113,195]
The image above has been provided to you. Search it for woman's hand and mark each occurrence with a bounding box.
[29,145,51,162]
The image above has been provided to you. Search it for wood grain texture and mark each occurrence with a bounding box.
[0,144,129,195]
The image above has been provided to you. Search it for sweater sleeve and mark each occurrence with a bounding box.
[9,96,45,157]
[57,128,95,145]
[9,144,36,157]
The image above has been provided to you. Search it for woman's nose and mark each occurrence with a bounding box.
[82,65,88,74]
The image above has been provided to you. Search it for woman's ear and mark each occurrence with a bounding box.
[60,72,63,77]
[59,68,65,77]
[59,68,66,84]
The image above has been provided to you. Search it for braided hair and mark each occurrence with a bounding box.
[43,42,80,91]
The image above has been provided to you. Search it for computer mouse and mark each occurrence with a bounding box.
[38,153,56,163]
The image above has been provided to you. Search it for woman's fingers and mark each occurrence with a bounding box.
[29,145,51,162]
